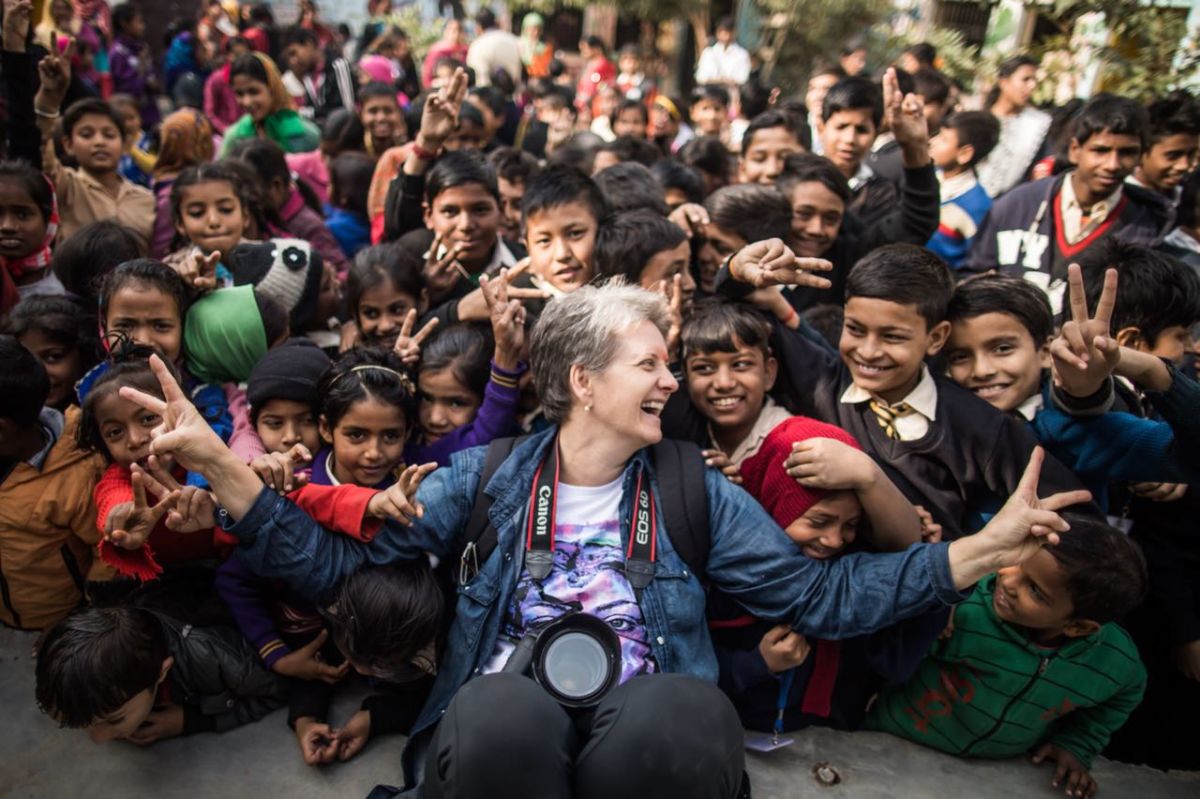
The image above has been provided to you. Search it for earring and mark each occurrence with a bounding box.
[585,403,593,412]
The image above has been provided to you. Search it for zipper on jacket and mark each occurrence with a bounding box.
[961,655,1051,756]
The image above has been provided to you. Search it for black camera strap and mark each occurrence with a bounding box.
[525,437,657,593]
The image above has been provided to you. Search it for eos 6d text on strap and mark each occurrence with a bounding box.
[524,437,658,596]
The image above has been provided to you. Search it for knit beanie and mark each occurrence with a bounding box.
[184,285,268,384]
[246,339,332,411]
[226,238,323,330]
[739,416,863,529]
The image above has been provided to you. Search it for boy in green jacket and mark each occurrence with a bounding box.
[868,517,1147,798]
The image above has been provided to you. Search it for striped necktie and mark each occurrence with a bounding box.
[868,400,913,441]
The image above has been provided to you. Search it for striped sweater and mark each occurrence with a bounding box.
[867,575,1145,766]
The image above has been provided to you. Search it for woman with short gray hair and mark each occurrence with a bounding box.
[121,279,1088,799]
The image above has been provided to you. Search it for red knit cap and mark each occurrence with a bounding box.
[740,416,863,529]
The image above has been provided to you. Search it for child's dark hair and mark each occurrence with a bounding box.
[346,241,425,317]
[1048,514,1148,624]
[741,109,811,156]
[612,98,648,127]
[419,322,493,399]
[5,295,102,372]
[170,161,254,228]
[281,25,319,49]
[0,335,49,424]
[739,76,774,120]
[62,98,125,139]
[1071,94,1150,150]
[111,3,141,35]
[322,561,444,682]
[425,150,499,205]
[0,159,53,226]
[469,85,507,119]
[822,76,883,127]
[521,164,608,226]
[1177,168,1200,229]
[941,111,1002,168]
[359,81,401,107]
[593,161,667,215]
[947,274,1053,348]
[651,159,706,205]
[318,348,415,430]
[227,137,324,215]
[680,136,733,185]
[488,146,541,187]
[1078,240,1200,346]
[912,67,952,108]
[319,108,366,156]
[904,43,937,68]
[984,54,1039,108]
[777,153,851,204]
[704,184,792,243]
[329,152,375,216]
[691,83,731,111]
[682,298,774,361]
[35,605,169,728]
[51,221,145,301]
[597,135,661,168]
[76,343,179,459]
[98,259,191,331]
[800,304,845,350]
[1145,89,1200,143]
[845,244,954,326]
[594,210,688,282]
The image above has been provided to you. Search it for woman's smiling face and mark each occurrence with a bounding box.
[580,321,679,451]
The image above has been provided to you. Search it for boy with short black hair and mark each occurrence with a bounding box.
[593,161,668,215]
[593,209,694,312]
[927,111,1001,269]
[690,84,732,141]
[819,70,933,226]
[35,603,288,743]
[651,159,707,208]
[1132,90,1200,200]
[0,336,107,630]
[869,518,1149,799]
[965,94,1174,313]
[30,49,156,248]
[715,242,1092,539]
[488,146,541,242]
[738,109,810,185]
[522,163,608,295]
[944,270,1200,509]
[281,26,357,123]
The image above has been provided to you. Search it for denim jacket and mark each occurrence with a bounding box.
[221,426,964,787]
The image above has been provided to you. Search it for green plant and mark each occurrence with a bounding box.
[871,23,982,91]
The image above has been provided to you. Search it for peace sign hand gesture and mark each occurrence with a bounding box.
[423,234,467,298]
[1049,264,1121,398]
[392,308,439,366]
[417,67,468,151]
[481,270,527,370]
[136,454,217,532]
[950,447,1092,589]
[882,67,931,167]
[728,238,833,291]
[105,465,179,550]
[35,36,73,110]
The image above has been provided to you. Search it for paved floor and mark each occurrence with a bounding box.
[2,627,1197,798]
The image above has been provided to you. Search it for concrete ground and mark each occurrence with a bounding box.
[2,626,1197,799]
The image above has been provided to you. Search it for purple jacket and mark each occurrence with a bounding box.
[109,34,160,126]
[404,361,525,467]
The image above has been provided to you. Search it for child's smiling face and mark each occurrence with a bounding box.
[946,311,1047,413]
[321,395,407,487]
[784,491,862,560]
[839,297,949,404]
[685,336,777,442]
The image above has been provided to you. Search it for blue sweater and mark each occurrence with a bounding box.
[1028,367,1200,510]
[927,173,992,270]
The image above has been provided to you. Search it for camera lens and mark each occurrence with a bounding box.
[541,630,610,700]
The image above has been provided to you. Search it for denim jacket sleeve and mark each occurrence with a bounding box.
[701,469,965,640]
[221,456,478,600]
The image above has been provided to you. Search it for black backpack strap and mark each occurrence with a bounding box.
[458,436,524,584]
[650,439,711,582]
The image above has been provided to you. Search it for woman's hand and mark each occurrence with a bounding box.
[481,270,527,370]
[729,239,833,291]
[947,448,1092,590]
[784,438,878,491]
[250,444,313,494]
[392,308,439,367]
[701,449,742,485]
[367,462,437,525]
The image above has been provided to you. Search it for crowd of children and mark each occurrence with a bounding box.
[1,2,1199,797]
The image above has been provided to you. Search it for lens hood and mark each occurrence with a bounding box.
[504,612,623,709]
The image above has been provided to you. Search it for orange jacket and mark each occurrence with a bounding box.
[0,407,108,630]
